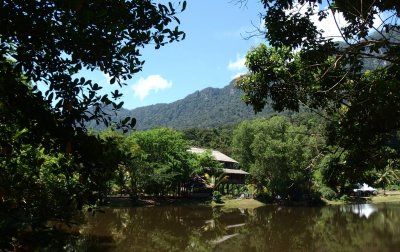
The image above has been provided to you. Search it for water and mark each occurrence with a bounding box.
[69,203,400,251]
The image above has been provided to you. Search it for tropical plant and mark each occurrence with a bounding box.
[232,115,325,200]
[0,0,186,248]
[375,159,400,195]
[125,128,194,196]
[236,0,400,181]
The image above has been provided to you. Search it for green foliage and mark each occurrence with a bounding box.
[0,128,80,247]
[124,128,193,196]
[232,120,255,171]
[317,148,350,194]
[1,0,185,248]
[387,184,400,191]
[88,81,281,131]
[374,156,400,192]
[237,0,400,181]
[339,195,350,202]
[318,186,338,200]
[232,114,326,200]
[255,192,274,204]
[212,191,223,203]
[190,150,223,176]
[182,125,235,156]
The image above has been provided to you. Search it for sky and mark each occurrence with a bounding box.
[78,1,265,110]
[76,0,386,110]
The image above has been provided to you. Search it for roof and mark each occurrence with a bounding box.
[189,147,238,163]
[223,168,249,175]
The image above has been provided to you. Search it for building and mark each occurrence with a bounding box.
[189,147,249,194]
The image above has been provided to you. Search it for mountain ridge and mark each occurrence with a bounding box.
[90,80,279,131]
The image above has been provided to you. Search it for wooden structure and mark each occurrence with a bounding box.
[189,147,249,195]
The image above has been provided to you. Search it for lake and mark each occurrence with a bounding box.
[66,202,400,251]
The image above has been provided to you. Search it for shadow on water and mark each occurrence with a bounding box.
[27,202,400,251]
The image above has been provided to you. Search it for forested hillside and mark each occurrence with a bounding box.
[89,80,284,130]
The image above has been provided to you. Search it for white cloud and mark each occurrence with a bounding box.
[131,75,172,100]
[285,3,383,41]
[285,3,347,41]
[231,72,246,80]
[228,55,246,71]
[312,7,347,40]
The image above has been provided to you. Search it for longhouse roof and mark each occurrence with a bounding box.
[189,147,238,163]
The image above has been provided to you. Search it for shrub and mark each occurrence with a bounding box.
[340,194,350,202]
[387,184,400,191]
[308,191,323,204]
[319,186,338,200]
[212,191,223,203]
[256,192,274,204]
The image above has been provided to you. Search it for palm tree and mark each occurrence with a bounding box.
[375,160,400,195]
[203,173,229,190]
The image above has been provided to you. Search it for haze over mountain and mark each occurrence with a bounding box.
[90,80,282,131]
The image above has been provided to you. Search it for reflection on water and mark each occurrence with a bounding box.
[340,204,378,218]
[211,233,239,244]
[64,203,400,251]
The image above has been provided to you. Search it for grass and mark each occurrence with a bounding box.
[211,196,265,209]
[370,192,400,203]
[322,191,400,205]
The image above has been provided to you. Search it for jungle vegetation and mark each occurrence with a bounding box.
[0,0,186,249]
[2,0,400,250]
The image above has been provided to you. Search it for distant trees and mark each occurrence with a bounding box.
[100,128,226,197]
[183,126,235,155]
[232,114,326,200]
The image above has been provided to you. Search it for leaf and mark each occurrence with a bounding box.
[48,92,54,102]
[116,101,124,109]
[181,1,187,12]
[122,117,131,125]
[130,118,136,127]
[55,99,63,109]
[173,16,180,25]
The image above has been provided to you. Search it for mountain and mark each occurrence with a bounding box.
[90,80,280,131]
[88,33,397,131]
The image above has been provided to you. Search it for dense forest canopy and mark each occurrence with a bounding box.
[86,81,284,131]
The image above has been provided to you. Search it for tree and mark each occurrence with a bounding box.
[1,0,185,132]
[0,0,185,248]
[125,128,193,196]
[232,115,325,200]
[232,120,255,171]
[237,0,400,179]
[190,150,223,176]
[182,126,235,156]
[374,149,400,194]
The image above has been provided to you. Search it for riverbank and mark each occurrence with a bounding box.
[106,195,212,207]
[106,195,267,208]
[215,193,400,208]
[212,198,266,208]
[105,191,400,208]
[370,191,400,203]
[323,191,400,205]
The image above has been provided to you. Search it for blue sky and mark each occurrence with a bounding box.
[48,1,388,110]
[80,1,265,110]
